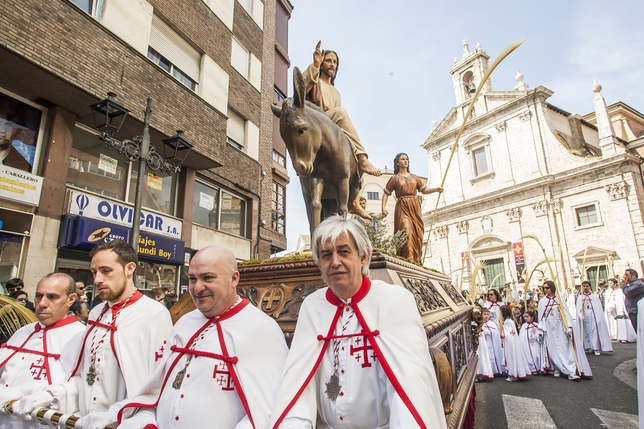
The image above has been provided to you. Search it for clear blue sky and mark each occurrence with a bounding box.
[279,0,644,253]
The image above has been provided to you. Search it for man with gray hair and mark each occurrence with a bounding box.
[0,273,85,424]
[270,216,446,429]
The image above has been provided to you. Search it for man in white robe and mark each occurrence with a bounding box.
[538,281,591,380]
[13,240,172,428]
[605,278,636,342]
[270,216,446,429]
[117,245,288,429]
[0,273,85,427]
[576,281,612,355]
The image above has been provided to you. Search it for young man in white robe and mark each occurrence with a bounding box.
[538,281,592,380]
[117,245,289,429]
[270,216,446,429]
[12,240,173,429]
[0,273,85,427]
[605,278,637,343]
[576,281,612,355]
[519,311,543,375]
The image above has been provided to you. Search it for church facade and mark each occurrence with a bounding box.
[422,41,644,293]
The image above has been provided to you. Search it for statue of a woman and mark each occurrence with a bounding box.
[381,153,442,263]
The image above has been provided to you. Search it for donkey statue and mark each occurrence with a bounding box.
[271,66,361,235]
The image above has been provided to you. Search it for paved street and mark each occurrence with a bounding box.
[474,341,638,429]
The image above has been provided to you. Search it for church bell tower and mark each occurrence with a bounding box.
[450,40,492,117]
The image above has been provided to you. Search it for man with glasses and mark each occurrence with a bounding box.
[622,269,644,331]
[538,280,591,380]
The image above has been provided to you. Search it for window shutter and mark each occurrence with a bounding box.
[231,39,249,78]
[227,110,245,146]
[149,15,201,82]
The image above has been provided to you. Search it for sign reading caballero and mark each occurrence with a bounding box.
[0,165,44,206]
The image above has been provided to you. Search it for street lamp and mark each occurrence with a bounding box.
[89,93,192,246]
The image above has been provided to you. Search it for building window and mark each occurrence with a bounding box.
[272,150,286,167]
[192,181,247,238]
[0,90,45,174]
[67,127,129,200]
[272,182,285,234]
[473,147,489,176]
[220,192,246,237]
[575,204,599,227]
[70,0,102,18]
[367,192,379,200]
[128,168,177,216]
[231,39,250,79]
[227,109,245,151]
[148,15,200,92]
[147,48,197,91]
[274,86,286,104]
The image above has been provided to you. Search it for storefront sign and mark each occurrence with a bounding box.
[98,154,118,175]
[0,165,43,206]
[61,216,184,264]
[68,190,182,239]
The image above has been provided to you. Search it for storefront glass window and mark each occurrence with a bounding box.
[192,181,220,230]
[0,92,43,174]
[220,191,246,237]
[0,234,23,293]
[128,166,176,216]
[67,127,129,199]
[134,260,177,293]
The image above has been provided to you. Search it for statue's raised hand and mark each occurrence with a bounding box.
[313,40,324,68]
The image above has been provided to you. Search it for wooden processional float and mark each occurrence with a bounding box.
[4,253,476,429]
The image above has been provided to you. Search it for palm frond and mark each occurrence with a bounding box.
[0,296,37,337]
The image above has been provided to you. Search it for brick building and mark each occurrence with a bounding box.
[422,40,644,293]
[0,0,291,296]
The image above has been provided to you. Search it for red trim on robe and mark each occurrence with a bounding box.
[117,299,251,424]
[69,291,143,380]
[0,315,78,384]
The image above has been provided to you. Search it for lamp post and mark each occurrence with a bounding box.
[89,93,192,247]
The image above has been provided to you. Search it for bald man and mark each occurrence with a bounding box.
[0,273,85,425]
[117,245,288,429]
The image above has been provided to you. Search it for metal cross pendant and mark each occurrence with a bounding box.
[325,372,342,401]
[172,367,187,390]
[86,364,97,386]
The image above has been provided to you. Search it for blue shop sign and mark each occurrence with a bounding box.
[60,216,184,264]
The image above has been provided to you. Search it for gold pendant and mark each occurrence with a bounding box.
[172,367,187,389]
[325,372,342,401]
[86,364,96,386]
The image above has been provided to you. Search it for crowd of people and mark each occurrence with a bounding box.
[0,216,447,429]
[474,272,642,384]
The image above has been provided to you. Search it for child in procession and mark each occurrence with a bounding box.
[501,305,531,382]
[519,311,545,375]
[479,308,506,377]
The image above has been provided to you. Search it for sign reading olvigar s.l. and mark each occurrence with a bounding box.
[68,190,182,239]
